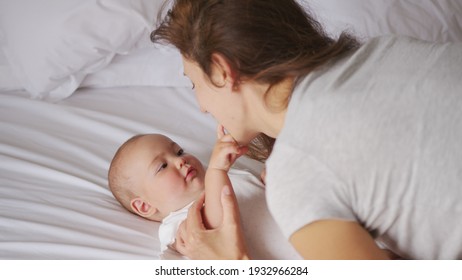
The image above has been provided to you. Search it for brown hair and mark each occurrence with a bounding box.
[152,0,360,161]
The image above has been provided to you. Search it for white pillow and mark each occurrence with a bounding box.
[81,45,192,89]
[0,50,22,92]
[302,0,462,43]
[0,0,164,102]
[84,0,462,91]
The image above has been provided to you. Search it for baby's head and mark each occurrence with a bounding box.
[108,134,206,221]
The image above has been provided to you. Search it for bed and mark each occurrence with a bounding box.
[1,0,461,260]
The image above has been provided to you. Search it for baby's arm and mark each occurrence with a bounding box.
[203,125,247,229]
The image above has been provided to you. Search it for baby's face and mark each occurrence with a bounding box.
[124,134,205,217]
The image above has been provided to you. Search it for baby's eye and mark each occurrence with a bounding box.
[191,83,195,90]
[157,163,168,173]
[177,149,184,156]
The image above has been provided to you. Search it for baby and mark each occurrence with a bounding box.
[108,126,247,253]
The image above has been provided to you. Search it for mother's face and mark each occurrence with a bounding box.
[182,57,257,145]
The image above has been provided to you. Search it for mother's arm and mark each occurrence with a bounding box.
[290,220,390,259]
[175,189,390,260]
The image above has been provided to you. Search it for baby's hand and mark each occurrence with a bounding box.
[208,125,248,171]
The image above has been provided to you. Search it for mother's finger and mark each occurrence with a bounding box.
[175,221,187,255]
[220,133,236,143]
[186,191,207,230]
[216,124,226,139]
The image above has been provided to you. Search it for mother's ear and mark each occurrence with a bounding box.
[211,53,239,90]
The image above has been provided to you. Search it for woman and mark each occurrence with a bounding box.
[151,0,462,259]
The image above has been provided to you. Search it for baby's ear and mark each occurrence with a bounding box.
[130,198,157,218]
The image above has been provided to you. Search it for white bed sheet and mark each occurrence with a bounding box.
[0,86,299,260]
[1,0,461,261]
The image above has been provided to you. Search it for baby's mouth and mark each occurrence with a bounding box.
[185,167,196,182]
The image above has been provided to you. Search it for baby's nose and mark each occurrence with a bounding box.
[175,157,186,169]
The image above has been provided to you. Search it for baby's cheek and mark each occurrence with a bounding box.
[164,173,185,191]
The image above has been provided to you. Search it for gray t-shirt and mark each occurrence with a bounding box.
[266,36,462,259]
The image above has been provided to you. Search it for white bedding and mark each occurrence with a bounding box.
[1,0,461,260]
[304,0,462,42]
[0,86,301,259]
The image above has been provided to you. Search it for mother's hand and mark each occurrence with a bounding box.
[175,185,250,260]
